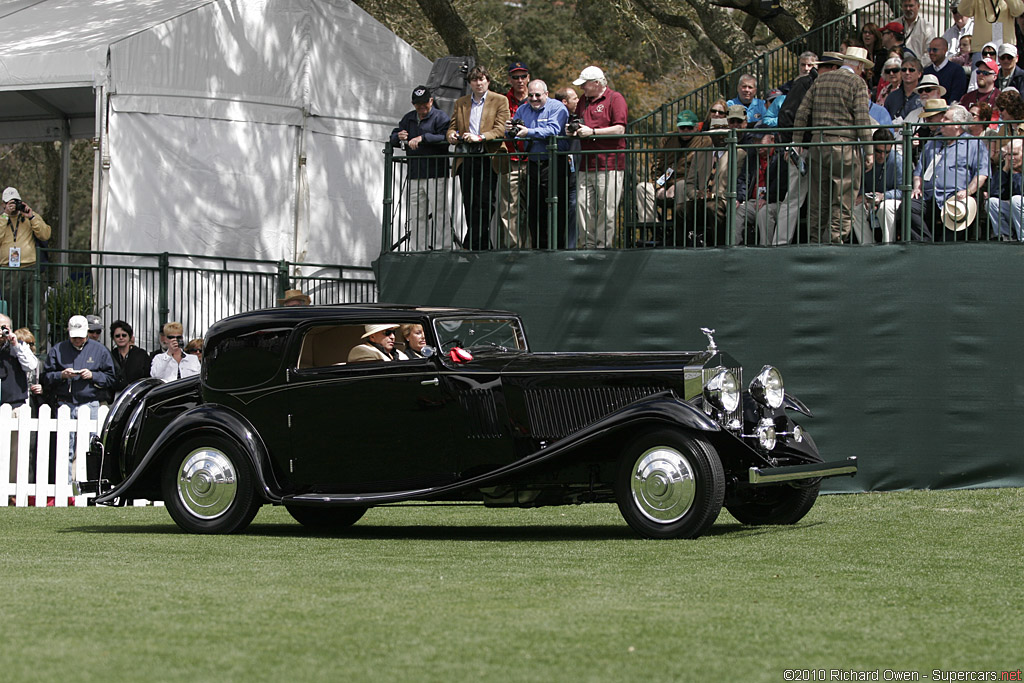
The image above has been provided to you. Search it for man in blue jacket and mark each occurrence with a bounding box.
[43,314,116,482]
[508,79,570,248]
[390,86,451,250]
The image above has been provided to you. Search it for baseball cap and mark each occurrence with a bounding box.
[709,118,729,129]
[507,61,530,74]
[727,104,747,121]
[2,187,20,203]
[573,66,605,86]
[999,43,1018,58]
[975,58,998,74]
[676,110,699,127]
[411,85,431,104]
[882,21,904,36]
[86,314,103,332]
[68,315,89,338]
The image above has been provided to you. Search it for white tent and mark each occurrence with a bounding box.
[0,0,431,269]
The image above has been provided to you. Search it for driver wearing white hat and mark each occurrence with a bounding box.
[348,324,409,363]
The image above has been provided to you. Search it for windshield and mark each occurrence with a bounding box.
[432,316,527,354]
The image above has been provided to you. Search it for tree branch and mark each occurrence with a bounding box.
[413,0,478,58]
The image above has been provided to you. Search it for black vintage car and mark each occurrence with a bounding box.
[77,305,856,538]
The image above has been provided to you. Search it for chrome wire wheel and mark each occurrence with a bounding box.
[176,448,238,520]
[629,446,697,523]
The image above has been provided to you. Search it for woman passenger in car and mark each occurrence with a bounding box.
[400,323,431,358]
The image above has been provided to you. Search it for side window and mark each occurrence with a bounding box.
[296,322,432,368]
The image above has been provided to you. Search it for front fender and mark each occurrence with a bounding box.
[95,404,282,504]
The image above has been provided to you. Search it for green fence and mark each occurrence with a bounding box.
[2,250,376,353]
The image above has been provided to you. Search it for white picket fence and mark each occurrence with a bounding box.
[1,403,163,508]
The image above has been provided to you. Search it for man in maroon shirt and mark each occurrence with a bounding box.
[960,58,1000,109]
[500,61,531,247]
[571,65,628,248]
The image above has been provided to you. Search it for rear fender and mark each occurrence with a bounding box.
[95,404,282,504]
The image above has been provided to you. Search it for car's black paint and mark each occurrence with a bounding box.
[84,304,856,536]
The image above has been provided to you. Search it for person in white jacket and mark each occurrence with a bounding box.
[150,322,200,381]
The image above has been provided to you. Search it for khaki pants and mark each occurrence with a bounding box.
[497,160,527,248]
[577,170,624,248]
[807,140,861,244]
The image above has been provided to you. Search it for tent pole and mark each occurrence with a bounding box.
[59,119,71,252]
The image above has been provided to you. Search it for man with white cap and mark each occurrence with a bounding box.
[570,65,628,248]
[1,186,52,330]
[994,43,1024,92]
[348,324,408,362]
[42,315,116,481]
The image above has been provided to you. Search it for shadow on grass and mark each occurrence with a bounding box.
[63,519,825,541]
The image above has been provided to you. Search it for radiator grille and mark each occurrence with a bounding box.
[458,389,502,438]
[524,386,668,440]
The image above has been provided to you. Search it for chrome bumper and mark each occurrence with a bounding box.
[749,456,857,484]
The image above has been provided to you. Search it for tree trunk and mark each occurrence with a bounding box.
[414,0,478,58]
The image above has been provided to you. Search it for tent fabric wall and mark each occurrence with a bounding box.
[0,0,432,268]
[376,246,1024,494]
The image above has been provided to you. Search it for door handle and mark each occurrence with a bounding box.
[420,378,440,386]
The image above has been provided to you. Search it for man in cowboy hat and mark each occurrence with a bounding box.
[794,46,875,243]
[348,324,408,362]
[902,103,989,241]
[278,289,311,306]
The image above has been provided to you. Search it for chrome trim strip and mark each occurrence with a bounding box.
[748,456,858,484]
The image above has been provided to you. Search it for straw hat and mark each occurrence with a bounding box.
[824,47,875,67]
[915,74,947,98]
[941,196,977,232]
[277,289,311,305]
[361,323,399,339]
[921,98,949,119]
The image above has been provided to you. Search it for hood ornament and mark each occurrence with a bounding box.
[700,327,718,352]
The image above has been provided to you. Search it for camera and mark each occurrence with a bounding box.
[510,118,525,130]
[169,335,184,350]
[10,198,25,214]
[566,114,583,135]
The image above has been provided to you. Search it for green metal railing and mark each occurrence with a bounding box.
[1,251,375,353]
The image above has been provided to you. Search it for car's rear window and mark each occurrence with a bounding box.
[205,327,292,389]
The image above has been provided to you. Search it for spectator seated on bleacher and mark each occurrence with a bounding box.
[983,138,1024,240]
[634,110,700,226]
[734,129,789,245]
[855,128,904,243]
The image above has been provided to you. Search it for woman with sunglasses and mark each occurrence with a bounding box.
[876,56,904,105]
[109,320,151,396]
[701,99,729,131]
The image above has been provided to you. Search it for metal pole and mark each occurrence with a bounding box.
[382,144,395,255]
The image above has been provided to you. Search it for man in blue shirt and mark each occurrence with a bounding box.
[390,86,451,250]
[508,80,570,248]
[904,103,989,241]
[727,74,767,125]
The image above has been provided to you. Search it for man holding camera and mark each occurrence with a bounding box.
[42,315,116,482]
[1,187,52,331]
[150,321,200,381]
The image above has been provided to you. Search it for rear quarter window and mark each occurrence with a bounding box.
[205,327,292,390]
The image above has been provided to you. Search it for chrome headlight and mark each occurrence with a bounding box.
[750,365,784,409]
[704,368,740,413]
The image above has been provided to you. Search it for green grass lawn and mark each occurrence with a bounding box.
[2,489,1022,683]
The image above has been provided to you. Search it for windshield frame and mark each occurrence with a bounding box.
[431,315,529,356]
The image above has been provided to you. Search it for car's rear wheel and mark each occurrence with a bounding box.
[615,429,725,539]
[285,505,367,530]
[162,435,261,534]
[726,480,821,525]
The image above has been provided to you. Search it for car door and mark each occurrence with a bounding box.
[283,352,463,493]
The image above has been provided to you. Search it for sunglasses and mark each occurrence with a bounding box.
[983,50,997,56]
[380,329,396,336]
[978,70,995,76]
[885,68,900,74]
[918,87,937,92]
[709,108,726,115]
[901,67,918,72]
[186,349,202,355]
[510,74,529,80]
[113,332,129,339]
[1000,54,1016,60]
[927,47,942,52]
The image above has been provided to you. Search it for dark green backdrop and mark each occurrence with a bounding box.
[378,245,1024,493]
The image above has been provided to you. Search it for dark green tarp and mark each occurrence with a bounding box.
[378,244,1024,493]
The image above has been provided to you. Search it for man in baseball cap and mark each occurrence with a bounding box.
[389,80,452,250]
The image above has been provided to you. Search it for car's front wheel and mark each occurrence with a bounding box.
[615,429,725,539]
[162,436,261,534]
[285,505,367,530]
